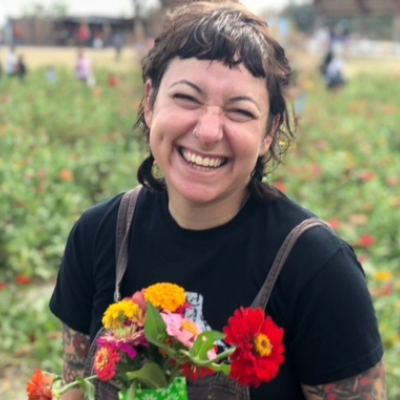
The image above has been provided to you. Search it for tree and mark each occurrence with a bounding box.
[48,0,69,18]
[22,0,69,18]
[280,4,316,34]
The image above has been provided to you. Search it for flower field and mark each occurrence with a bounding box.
[0,53,399,398]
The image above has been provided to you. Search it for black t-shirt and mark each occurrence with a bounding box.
[50,188,383,400]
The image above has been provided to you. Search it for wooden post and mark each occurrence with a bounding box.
[394,0,400,41]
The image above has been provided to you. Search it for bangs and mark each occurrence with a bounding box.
[175,11,267,78]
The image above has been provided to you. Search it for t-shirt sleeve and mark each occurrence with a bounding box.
[49,210,96,335]
[290,240,383,385]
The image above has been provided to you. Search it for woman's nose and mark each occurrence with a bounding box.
[194,106,223,145]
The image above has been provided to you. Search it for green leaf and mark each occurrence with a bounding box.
[76,377,96,400]
[124,362,169,389]
[120,382,137,400]
[144,302,167,346]
[209,362,231,376]
[190,330,226,360]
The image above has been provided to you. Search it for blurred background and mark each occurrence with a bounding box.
[0,0,399,399]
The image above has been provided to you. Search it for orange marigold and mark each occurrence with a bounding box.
[144,282,187,312]
[27,369,54,400]
[60,169,74,181]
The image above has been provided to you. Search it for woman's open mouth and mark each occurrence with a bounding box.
[179,148,227,170]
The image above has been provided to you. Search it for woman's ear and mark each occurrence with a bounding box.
[144,80,154,127]
[259,116,281,156]
[259,134,273,157]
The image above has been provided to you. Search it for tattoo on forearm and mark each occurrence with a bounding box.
[305,362,386,400]
[62,324,91,382]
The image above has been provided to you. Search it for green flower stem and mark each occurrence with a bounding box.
[53,375,97,397]
[168,362,182,383]
[180,347,236,366]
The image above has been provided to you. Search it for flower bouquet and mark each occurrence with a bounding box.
[27,283,285,400]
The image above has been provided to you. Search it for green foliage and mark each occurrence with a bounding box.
[190,331,226,360]
[144,302,169,355]
[0,67,145,281]
[0,283,63,372]
[124,362,169,389]
[0,66,146,384]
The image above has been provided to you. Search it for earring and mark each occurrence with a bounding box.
[152,159,163,179]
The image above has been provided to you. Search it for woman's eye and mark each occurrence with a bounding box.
[228,109,255,121]
[173,94,200,104]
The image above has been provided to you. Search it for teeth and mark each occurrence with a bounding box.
[182,149,224,168]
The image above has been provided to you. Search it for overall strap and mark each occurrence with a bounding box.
[114,186,142,302]
[251,217,330,310]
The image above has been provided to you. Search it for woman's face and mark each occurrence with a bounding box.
[144,57,273,209]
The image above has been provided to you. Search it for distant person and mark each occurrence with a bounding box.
[77,23,90,47]
[323,47,347,90]
[75,49,93,85]
[319,47,333,77]
[15,54,27,81]
[113,32,124,60]
[93,30,103,49]
[6,47,17,76]
[13,24,24,45]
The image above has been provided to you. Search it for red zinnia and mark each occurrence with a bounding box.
[274,182,287,193]
[27,369,54,400]
[16,275,32,285]
[94,344,121,381]
[180,362,216,381]
[360,234,376,248]
[328,219,341,230]
[224,307,285,387]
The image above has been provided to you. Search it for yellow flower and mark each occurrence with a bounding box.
[102,299,142,330]
[144,283,187,312]
[375,271,393,283]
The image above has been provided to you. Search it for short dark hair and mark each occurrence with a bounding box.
[136,0,295,201]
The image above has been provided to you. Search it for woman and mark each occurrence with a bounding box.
[50,1,386,399]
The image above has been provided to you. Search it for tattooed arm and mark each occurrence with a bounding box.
[302,361,387,400]
[59,323,91,400]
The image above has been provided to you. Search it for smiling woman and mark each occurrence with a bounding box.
[49,1,386,400]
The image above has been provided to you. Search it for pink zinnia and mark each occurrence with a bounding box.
[161,311,201,349]
[131,289,148,316]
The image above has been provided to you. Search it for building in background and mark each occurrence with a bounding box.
[3,15,136,47]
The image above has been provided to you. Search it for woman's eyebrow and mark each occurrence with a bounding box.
[169,81,261,111]
[170,80,203,94]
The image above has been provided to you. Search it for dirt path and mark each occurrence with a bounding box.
[6,45,400,75]
[0,365,31,400]
[4,45,140,72]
